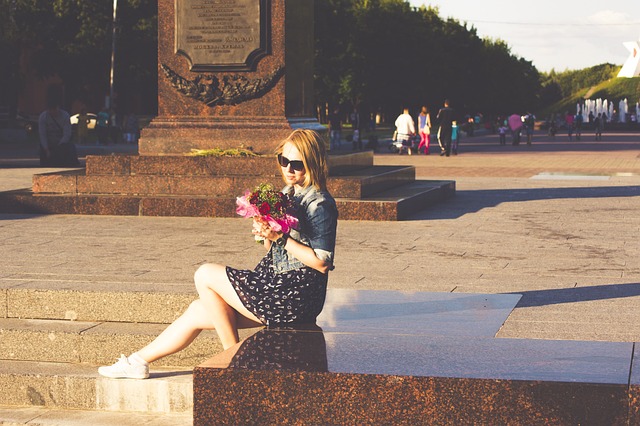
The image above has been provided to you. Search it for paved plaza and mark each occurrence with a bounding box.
[1,129,639,342]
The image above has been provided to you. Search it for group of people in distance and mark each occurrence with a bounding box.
[546,110,605,141]
[394,99,458,156]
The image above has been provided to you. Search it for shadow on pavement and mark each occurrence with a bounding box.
[408,185,640,221]
[509,283,640,308]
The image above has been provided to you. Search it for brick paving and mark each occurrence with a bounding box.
[1,129,639,342]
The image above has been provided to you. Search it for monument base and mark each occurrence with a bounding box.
[138,116,326,155]
[0,151,455,221]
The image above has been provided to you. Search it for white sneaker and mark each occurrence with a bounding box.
[98,354,149,379]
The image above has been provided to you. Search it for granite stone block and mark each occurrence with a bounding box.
[85,155,131,176]
[32,170,80,194]
[0,179,455,220]
[131,154,280,177]
[0,192,140,216]
[140,197,237,218]
[195,329,632,425]
[328,166,415,198]
[626,344,640,424]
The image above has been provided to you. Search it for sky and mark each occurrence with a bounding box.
[409,0,640,72]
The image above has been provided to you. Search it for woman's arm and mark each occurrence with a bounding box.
[253,219,333,274]
[280,236,332,274]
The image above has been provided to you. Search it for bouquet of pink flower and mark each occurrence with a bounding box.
[236,183,298,234]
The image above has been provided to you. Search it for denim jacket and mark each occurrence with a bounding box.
[271,184,338,274]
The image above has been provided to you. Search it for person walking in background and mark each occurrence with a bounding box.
[96,108,110,146]
[350,107,362,151]
[76,108,89,145]
[109,109,121,144]
[595,113,603,141]
[565,110,575,141]
[498,123,507,145]
[436,99,455,156]
[328,107,342,151]
[508,113,522,145]
[394,107,416,155]
[451,120,459,155]
[417,105,432,155]
[98,129,338,380]
[524,112,535,145]
[575,110,583,141]
[38,84,77,166]
[122,111,140,145]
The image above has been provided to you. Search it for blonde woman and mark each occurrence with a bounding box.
[99,129,338,379]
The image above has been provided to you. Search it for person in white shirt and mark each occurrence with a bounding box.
[38,85,74,166]
[394,107,416,154]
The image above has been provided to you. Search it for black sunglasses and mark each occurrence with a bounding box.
[277,154,305,172]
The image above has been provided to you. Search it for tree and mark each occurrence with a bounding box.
[0,0,157,114]
[314,0,542,122]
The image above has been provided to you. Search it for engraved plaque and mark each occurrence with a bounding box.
[175,0,270,72]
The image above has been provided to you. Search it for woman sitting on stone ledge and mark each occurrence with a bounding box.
[98,129,338,379]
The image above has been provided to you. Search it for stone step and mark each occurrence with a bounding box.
[31,165,415,199]
[329,165,415,198]
[0,406,191,425]
[3,286,196,324]
[0,179,454,220]
[0,318,261,367]
[32,169,282,197]
[0,360,192,414]
[336,179,456,220]
[85,151,374,177]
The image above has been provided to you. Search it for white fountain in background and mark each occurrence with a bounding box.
[619,99,627,123]
[573,98,638,123]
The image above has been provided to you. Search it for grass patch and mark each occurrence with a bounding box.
[189,147,258,157]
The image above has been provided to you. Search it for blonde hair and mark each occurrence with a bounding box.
[275,129,328,190]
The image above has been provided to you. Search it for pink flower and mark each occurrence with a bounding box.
[235,183,298,234]
[235,191,260,218]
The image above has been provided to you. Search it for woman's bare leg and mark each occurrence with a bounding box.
[193,263,262,349]
[135,263,262,363]
[135,299,209,363]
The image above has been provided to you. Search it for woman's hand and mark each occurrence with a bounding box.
[252,217,280,243]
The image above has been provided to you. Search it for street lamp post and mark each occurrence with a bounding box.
[109,0,118,109]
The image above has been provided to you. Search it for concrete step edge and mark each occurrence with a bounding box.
[3,287,195,324]
[0,317,259,367]
[0,405,191,426]
[0,360,192,414]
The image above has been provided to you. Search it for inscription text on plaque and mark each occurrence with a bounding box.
[175,0,269,72]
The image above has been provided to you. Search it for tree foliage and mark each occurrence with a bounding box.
[541,64,620,98]
[315,0,541,121]
[5,0,619,121]
[0,0,157,114]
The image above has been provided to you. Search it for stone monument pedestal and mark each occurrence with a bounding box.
[142,0,320,155]
[0,151,455,221]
